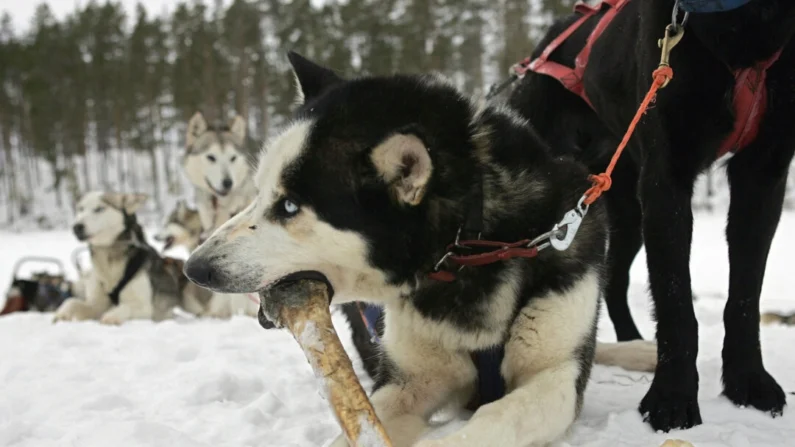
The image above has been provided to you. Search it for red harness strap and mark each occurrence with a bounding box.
[528,0,781,157]
[528,0,628,109]
[717,50,783,157]
[428,239,543,282]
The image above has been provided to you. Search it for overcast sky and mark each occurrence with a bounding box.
[3,0,185,33]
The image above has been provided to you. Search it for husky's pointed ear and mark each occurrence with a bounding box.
[186,112,208,150]
[287,51,342,104]
[103,193,149,214]
[371,133,433,206]
[228,114,246,142]
[122,193,149,214]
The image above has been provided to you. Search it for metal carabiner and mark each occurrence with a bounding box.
[550,196,590,251]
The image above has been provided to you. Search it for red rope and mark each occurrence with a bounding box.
[583,66,673,205]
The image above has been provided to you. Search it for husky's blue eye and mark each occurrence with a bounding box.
[283,199,299,216]
[207,155,216,162]
[94,206,105,213]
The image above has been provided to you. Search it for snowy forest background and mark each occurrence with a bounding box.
[0,0,793,230]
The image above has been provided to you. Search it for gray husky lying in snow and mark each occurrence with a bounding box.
[54,192,210,323]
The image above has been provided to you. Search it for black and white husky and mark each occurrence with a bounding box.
[54,192,207,324]
[184,53,652,446]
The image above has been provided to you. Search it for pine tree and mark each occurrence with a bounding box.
[0,13,23,221]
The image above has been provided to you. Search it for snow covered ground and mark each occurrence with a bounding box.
[1,211,794,447]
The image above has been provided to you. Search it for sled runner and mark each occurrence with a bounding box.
[2,256,73,315]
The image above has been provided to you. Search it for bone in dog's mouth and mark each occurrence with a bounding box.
[262,270,335,298]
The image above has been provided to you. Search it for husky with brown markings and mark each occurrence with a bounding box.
[184,53,654,446]
[154,200,203,253]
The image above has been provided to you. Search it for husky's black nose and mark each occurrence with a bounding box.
[222,178,233,190]
[72,223,87,241]
[184,258,219,288]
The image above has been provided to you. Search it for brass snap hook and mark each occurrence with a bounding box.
[657,24,685,87]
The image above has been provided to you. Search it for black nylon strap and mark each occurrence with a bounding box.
[107,211,150,305]
[108,248,148,305]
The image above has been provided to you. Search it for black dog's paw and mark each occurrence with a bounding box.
[723,367,786,417]
[639,378,702,432]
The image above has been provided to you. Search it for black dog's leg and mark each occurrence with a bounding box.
[722,150,788,416]
[603,158,644,341]
[636,162,702,431]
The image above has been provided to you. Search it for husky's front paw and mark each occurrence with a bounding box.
[53,309,75,323]
[53,299,91,322]
[100,312,124,325]
[99,306,135,325]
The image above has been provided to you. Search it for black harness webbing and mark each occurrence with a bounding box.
[107,212,151,305]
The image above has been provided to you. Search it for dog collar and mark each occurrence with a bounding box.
[428,171,590,282]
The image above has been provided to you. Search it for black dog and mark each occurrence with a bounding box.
[509,0,794,432]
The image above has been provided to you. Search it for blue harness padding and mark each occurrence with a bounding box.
[362,304,384,343]
[470,346,506,408]
[361,304,506,408]
[677,0,753,13]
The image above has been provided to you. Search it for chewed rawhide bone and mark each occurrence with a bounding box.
[260,280,392,447]
[660,440,694,447]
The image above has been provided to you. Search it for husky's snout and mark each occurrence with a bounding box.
[72,223,88,241]
[204,177,234,197]
[183,257,222,289]
[183,238,264,294]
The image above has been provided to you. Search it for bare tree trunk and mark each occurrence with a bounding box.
[236,49,250,121]
[148,146,163,212]
[203,44,218,118]
[0,124,17,224]
[258,71,269,139]
[52,159,64,209]
[153,104,174,194]
[97,116,111,187]
[114,107,126,189]
[82,149,92,193]
[128,148,139,193]
[66,155,80,206]
[78,126,90,193]
[100,150,108,187]
[22,149,35,212]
